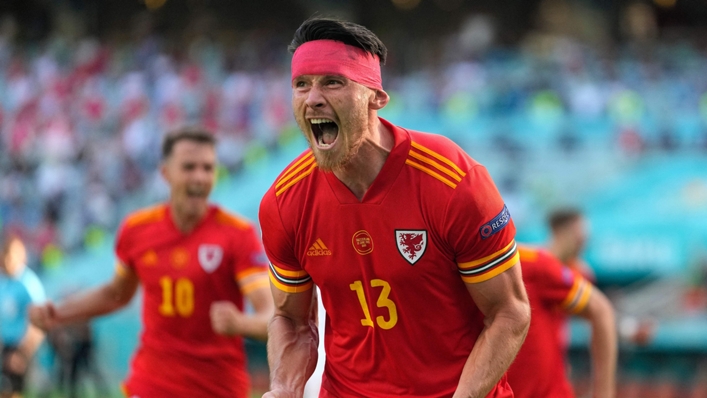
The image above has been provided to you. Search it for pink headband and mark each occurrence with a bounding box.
[291,39,382,90]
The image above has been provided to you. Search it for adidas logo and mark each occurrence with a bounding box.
[307,238,332,256]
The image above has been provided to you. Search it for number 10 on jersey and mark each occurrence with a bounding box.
[159,276,195,317]
[349,279,398,330]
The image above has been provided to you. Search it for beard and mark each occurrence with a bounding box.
[297,105,369,173]
[312,131,365,172]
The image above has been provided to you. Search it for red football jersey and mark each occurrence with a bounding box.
[260,118,519,398]
[506,246,593,398]
[115,204,268,398]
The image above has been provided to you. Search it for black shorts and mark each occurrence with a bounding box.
[1,346,25,393]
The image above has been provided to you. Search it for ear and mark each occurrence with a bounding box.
[369,89,389,110]
[160,161,170,184]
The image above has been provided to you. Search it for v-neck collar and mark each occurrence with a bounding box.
[164,203,217,236]
[323,118,410,205]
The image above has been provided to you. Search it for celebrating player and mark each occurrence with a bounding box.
[29,127,274,398]
[259,17,530,398]
[506,210,617,398]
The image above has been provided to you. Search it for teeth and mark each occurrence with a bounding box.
[187,188,205,196]
[310,118,335,124]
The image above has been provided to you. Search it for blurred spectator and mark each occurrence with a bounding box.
[0,233,46,398]
[617,125,644,157]
[46,320,108,398]
[557,126,581,154]
[656,125,677,152]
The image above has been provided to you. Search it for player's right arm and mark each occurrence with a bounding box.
[263,286,318,398]
[29,263,139,331]
[259,186,319,398]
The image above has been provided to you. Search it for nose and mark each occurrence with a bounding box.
[193,166,213,184]
[304,85,326,109]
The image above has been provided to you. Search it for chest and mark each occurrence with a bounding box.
[292,184,456,290]
[0,282,29,319]
[127,227,234,286]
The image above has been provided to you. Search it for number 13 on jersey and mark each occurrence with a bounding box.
[350,279,398,330]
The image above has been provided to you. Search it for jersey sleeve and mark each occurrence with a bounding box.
[114,221,134,270]
[445,165,519,284]
[259,188,313,293]
[232,224,270,295]
[22,269,46,303]
[537,252,593,314]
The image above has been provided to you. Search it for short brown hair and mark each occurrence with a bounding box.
[161,126,216,160]
[289,17,388,65]
[547,208,583,233]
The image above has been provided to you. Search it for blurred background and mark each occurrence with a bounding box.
[0,0,706,397]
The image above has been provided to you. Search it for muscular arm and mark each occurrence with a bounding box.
[30,264,139,330]
[453,262,531,398]
[576,287,617,398]
[264,286,319,398]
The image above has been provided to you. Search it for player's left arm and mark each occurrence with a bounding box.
[453,261,530,398]
[574,285,617,398]
[12,275,46,374]
[211,271,274,341]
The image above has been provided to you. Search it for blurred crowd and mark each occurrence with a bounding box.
[1,8,707,274]
[0,16,293,262]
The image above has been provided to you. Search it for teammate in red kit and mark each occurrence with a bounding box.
[506,211,617,398]
[259,17,530,398]
[29,128,274,398]
[547,209,597,283]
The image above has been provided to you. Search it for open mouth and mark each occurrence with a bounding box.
[310,118,339,149]
[186,187,208,198]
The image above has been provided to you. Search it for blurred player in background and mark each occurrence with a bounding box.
[29,127,274,398]
[547,208,596,282]
[506,244,617,398]
[0,234,46,398]
[260,17,530,398]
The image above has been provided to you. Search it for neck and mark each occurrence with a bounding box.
[170,202,208,233]
[548,239,571,264]
[333,118,394,200]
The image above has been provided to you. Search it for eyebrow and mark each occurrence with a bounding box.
[321,75,347,81]
[294,74,348,81]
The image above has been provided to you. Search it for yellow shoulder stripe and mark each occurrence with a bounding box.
[124,205,166,227]
[409,150,463,182]
[215,209,250,230]
[410,142,467,177]
[276,162,317,196]
[405,159,457,189]
[277,152,314,188]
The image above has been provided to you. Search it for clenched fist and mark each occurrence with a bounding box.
[28,302,59,331]
[210,301,245,337]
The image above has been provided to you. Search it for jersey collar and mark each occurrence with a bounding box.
[323,117,410,205]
